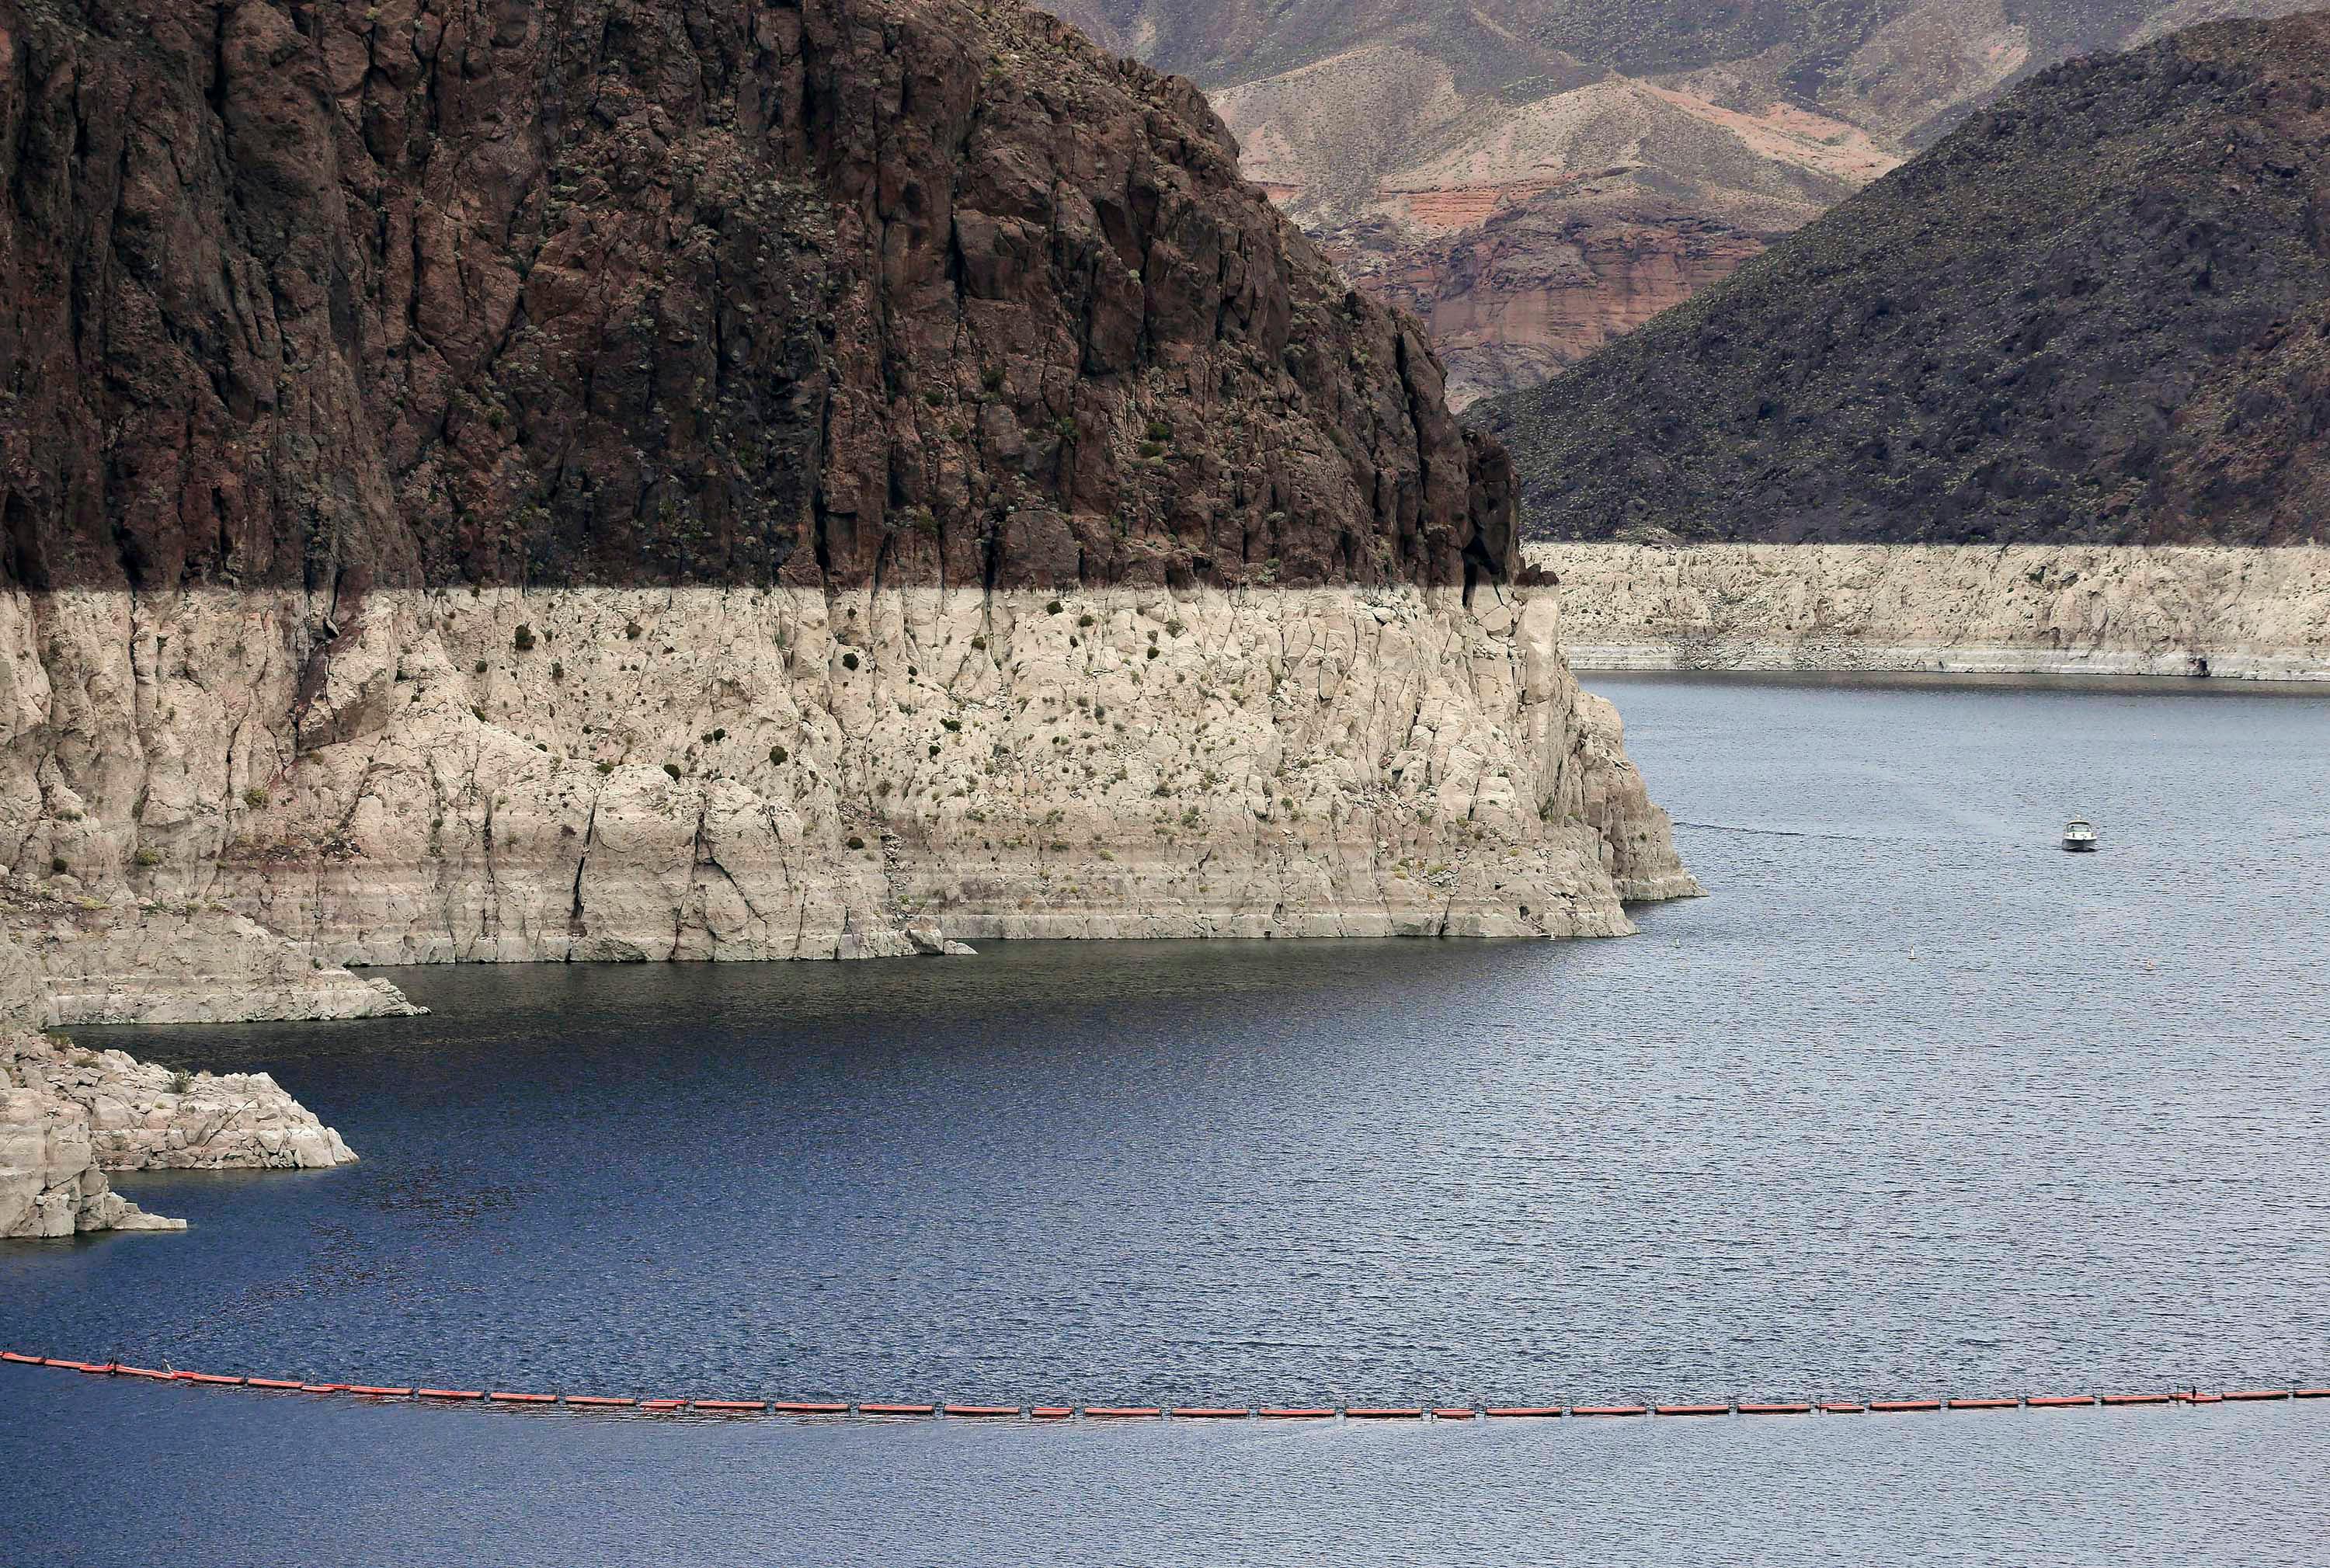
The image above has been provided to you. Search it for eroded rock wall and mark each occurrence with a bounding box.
[4,579,1695,970]
[1532,543,2330,678]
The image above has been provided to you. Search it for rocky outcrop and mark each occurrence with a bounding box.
[0,1021,358,1239]
[1480,16,2330,548]
[1531,543,2330,678]
[2,1027,356,1175]
[0,0,1693,1013]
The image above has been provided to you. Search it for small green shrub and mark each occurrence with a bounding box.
[168,1068,191,1095]
[550,662,564,682]
[770,746,789,765]
[841,651,861,670]
[1146,420,1173,442]
[625,621,643,640]
[1045,600,1064,615]
[50,857,67,874]
[596,761,616,775]
[513,624,535,652]
[243,787,270,808]
[1076,614,1096,628]
[133,847,162,867]
[475,659,488,673]
[662,763,683,781]
[847,835,866,850]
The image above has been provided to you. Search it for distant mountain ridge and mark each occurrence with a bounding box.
[1047,0,2319,405]
[1472,13,2330,546]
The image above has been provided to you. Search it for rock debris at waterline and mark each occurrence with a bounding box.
[2,582,1699,1017]
[0,1026,357,1239]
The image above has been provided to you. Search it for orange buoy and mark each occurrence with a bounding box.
[300,1383,347,1394]
[770,1400,850,1414]
[116,1365,172,1381]
[489,1391,558,1404]
[640,1399,687,1411]
[1,1351,41,1365]
[1819,1403,1866,1413]
[1946,1398,2019,1410]
[2177,1392,2225,1405]
[246,1378,305,1391]
[2293,1389,2330,1399]
[346,1384,411,1397]
[76,1362,117,1375]
[2099,1394,2172,1406]
[943,1405,1020,1417]
[1868,1399,1942,1413]
[857,1403,937,1416]
[1345,1407,1424,1419]
[1482,1406,1565,1417]
[1655,1404,1731,1417]
[1257,1408,1336,1418]
[417,1388,485,1401]
[1170,1407,1250,1419]
[562,1395,635,1407]
[45,1358,96,1371]
[180,1372,246,1387]
[2221,1389,2290,1402]
[2026,1396,2095,1408]
[1082,1406,1163,1418]
[1738,1403,1811,1415]
[1570,1405,1650,1417]
[1030,1406,1075,1420]
[1433,1407,1478,1420]
[696,1399,767,1413]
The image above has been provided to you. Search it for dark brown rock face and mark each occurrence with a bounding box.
[0,0,1517,595]
[1476,14,2330,547]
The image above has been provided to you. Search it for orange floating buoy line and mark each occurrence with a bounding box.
[6,1353,2325,1427]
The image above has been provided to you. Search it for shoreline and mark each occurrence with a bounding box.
[1529,544,2330,682]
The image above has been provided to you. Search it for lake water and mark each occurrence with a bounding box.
[5,673,2328,1565]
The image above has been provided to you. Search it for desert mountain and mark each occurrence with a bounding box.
[1052,0,2318,405]
[1472,14,2330,546]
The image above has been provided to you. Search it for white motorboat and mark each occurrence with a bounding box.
[2062,818,2099,853]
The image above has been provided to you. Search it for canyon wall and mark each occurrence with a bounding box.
[5,579,1693,979]
[0,0,1694,1024]
[1532,544,2330,679]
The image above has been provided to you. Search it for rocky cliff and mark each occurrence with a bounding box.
[1532,543,2330,677]
[1,0,1693,1016]
[1479,15,2330,547]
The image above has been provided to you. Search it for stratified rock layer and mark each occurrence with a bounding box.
[0,0,1692,1007]
[1532,544,2330,679]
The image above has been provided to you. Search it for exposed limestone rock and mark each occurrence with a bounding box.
[1532,544,2330,679]
[0,1031,184,1238]
[2,877,422,1027]
[2,579,1696,972]
[1,1028,356,1176]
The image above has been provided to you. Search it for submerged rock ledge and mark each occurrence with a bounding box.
[1532,544,2330,680]
[2,580,1696,1010]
